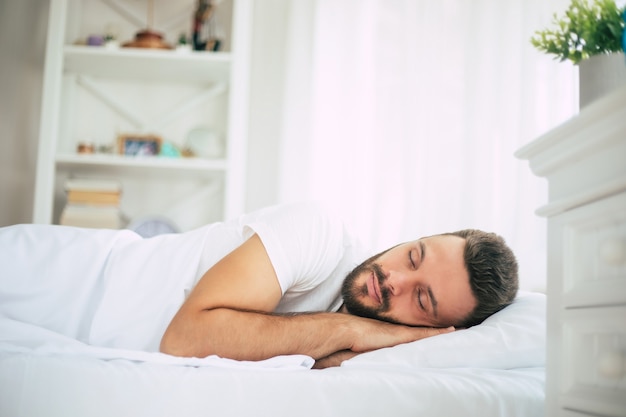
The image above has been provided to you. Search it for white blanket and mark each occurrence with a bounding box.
[0,223,215,351]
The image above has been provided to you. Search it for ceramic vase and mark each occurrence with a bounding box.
[579,51,626,108]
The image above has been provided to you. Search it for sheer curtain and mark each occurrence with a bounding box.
[277,0,577,291]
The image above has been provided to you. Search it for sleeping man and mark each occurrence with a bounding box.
[159,202,519,368]
[0,202,518,369]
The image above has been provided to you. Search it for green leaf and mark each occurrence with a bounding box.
[529,0,626,64]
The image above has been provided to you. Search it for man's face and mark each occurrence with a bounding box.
[341,235,476,328]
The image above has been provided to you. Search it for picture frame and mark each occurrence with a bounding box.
[117,134,161,156]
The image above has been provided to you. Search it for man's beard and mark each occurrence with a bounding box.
[341,252,394,323]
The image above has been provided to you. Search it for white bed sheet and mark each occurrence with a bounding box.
[0,351,544,417]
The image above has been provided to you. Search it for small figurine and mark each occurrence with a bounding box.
[192,0,221,51]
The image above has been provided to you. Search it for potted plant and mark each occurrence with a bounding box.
[530,0,626,107]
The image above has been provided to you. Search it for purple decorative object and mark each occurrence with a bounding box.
[87,35,103,46]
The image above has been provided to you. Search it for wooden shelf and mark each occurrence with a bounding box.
[63,45,231,83]
[56,153,227,179]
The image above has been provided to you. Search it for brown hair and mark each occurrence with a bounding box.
[445,229,519,327]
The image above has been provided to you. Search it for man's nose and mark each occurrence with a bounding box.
[385,268,412,296]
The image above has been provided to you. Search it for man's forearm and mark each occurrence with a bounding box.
[161,308,357,360]
[160,307,454,361]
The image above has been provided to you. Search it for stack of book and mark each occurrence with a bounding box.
[60,179,123,229]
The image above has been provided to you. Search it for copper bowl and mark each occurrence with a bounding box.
[123,29,172,50]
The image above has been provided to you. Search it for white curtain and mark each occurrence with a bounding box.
[277,0,577,291]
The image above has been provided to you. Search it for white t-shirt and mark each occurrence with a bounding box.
[89,202,368,351]
[197,202,368,314]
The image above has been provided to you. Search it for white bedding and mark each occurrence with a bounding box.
[0,353,544,417]
[0,224,546,416]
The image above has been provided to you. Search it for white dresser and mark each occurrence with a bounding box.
[516,85,626,417]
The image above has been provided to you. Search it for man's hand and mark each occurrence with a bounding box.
[347,318,455,354]
[313,324,454,369]
[313,350,360,369]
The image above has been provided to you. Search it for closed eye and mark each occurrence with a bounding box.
[409,249,416,269]
[417,288,425,310]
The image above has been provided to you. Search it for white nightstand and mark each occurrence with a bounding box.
[516,85,626,417]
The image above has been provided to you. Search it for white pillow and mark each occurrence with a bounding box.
[342,291,546,370]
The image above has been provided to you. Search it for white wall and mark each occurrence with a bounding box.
[0,0,50,226]
[245,0,289,211]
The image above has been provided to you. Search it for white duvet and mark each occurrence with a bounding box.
[1,223,219,353]
[0,224,546,417]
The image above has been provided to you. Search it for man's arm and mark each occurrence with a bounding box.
[160,234,453,360]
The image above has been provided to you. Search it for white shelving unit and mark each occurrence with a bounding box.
[33,0,252,231]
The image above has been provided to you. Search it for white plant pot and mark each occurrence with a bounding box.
[579,52,626,108]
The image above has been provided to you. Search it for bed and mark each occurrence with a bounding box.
[0,224,546,417]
